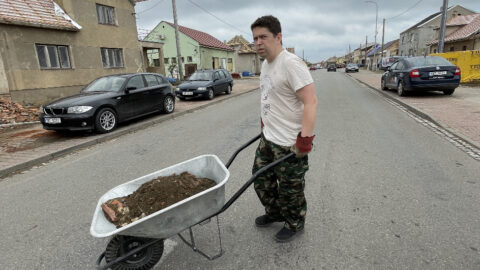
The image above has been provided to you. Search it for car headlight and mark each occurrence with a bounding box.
[197,87,207,91]
[67,106,93,114]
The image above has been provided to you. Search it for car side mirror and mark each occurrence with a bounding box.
[125,86,136,93]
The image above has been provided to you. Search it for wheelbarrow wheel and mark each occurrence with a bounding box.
[105,236,164,270]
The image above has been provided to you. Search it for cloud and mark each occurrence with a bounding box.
[135,0,478,62]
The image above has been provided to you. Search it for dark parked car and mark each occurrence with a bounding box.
[327,64,336,72]
[40,73,175,133]
[345,63,359,73]
[381,56,460,96]
[175,69,233,100]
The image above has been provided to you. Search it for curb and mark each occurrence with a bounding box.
[0,121,40,129]
[0,87,260,179]
[346,73,480,151]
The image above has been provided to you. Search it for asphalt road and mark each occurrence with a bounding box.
[1,70,479,270]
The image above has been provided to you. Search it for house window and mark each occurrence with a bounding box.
[450,47,454,52]
[187,56,193,62]
[36,44,71,69]
[171,57,177,64]
[146,49,160,67]
[434,49,437,53]
[101,48,123,68]
[96,4,115,25]
[164,58,169,64]
[181,57,184,63]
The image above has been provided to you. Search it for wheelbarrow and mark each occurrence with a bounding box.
[90,133,295,270]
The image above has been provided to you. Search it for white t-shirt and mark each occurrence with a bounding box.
[260,49,314,146]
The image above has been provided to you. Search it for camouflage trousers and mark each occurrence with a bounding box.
[252,134,309,231]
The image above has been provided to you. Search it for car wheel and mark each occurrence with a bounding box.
[381,78,388,90]
[443,89,455,95]
[397,81,407,97]
[95,108,117,133]
[162,95,175,113]
[207,89,214,100]
[225,85,232,95]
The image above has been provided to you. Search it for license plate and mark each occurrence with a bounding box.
[429,71,447,76]
[182,92,193,96]
[45,117,61,124]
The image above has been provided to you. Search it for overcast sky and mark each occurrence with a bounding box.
[134,0,478,63]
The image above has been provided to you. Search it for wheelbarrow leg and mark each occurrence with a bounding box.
[178,215,224,260]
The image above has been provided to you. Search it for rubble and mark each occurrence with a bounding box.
[0,96,40,125]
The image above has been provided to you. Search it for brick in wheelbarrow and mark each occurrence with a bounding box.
[101,172,216,228]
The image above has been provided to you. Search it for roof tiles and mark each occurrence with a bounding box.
[0,0,80,31]
[430,14,480,45]
[166,21,233,51]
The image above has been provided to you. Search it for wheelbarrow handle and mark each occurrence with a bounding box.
[225,133,261,169]
[219,152,295,214]
[199,133,295,223]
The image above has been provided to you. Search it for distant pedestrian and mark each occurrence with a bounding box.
[250,15,318,242]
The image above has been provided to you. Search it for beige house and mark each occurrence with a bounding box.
[428,13,480,53]
[382,39,400,57]
[0,0,162,105]
[226,35,260,75]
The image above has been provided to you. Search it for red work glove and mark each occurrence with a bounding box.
[290,132,315,158]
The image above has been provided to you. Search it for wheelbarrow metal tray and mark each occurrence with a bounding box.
[90,154,229,239]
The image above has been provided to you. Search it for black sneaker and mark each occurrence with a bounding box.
[255,215,283,227]
[274,226,304,242]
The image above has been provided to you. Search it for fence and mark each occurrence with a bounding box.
[431,50,480,83]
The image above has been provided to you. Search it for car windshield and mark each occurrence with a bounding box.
[405,56,452,67]
[347,64,357,67]
[84,76,126,92]
[188,72,212,81]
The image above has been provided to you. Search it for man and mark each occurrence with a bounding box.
[251,15,318,242]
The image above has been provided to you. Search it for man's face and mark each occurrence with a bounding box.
[252,27,282,59]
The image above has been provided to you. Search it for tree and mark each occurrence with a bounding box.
[168,64,177,78]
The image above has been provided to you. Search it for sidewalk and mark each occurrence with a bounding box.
[348,70,480,149]
[0,79,260,178]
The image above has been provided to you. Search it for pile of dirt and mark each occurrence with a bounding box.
[0,96,40,125]
[102,172,217,228]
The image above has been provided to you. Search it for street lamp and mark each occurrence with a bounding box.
[365,0,378,71]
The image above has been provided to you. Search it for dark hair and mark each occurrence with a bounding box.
[250,15,282,36]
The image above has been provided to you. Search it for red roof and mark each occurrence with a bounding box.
[430,14,480,45]
[0,0,80,31]
[165,21,233,51]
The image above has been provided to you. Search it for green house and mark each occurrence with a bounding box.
[144,21,235,78]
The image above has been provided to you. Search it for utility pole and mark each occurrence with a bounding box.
[381,18,385,59]
[365,35,368,69]
[438,0,448,53]
[172,0,184,81]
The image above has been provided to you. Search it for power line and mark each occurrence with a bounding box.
[136,0,167,15]
[186,0,250,36]
[386,0,424,21]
